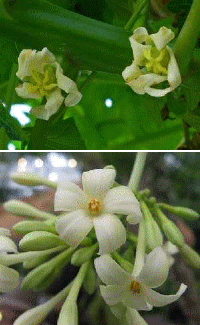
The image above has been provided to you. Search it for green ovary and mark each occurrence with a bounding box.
[143,47,170,75]
[29,65,58,97]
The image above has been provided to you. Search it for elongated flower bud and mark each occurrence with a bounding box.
[71,243,98,266]
[13,220,57,236]
[0,264,19,292]
[158,203,199,221]
[11,172,57,188]
[4,200,56,220]
[179,244,200,269]
[83,263,97,294]
[19,231,66,251]
[23,255,48,269]
[58,299,78,325]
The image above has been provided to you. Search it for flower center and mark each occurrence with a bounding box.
[29,65,58,97]
[87,198,101,216]
[143,47,169,75]
[130,280,142,294]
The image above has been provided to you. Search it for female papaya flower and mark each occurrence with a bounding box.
[15,47,82,120]
[54,168,142,255]
[122,27,181,97]
[94,247,187,310]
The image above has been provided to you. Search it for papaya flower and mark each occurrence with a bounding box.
[55,168,142,255]
[16,47,82,120]
[94,247,187,310]
[122,27,181,97]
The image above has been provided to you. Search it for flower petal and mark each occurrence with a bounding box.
[93,214,126,254]
[0,228,11,237]
[56,209,93,246]
[150,27,175,51]
[55,62,79,94]
[0,236,18,253]
[94,254,132,285]
[138,247,169,288]
[82,169,116,199]
[0,264,19,292]
[167,46,181,90]
[126,307,148,325]
[64,91,82,107]
[146,283,187,307]
[15,82,41,99]
[104,186,142,223]
[123,291,153,311]
[54,180,86,212]
[129,39,151,65]
[100,285,127,305]
[16,49,36,80]
[110,303,127,319]
[122,61,142,83]
[128,73,167,95]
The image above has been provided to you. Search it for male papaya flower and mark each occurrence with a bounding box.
[122,27,181,97]
[94,247,187,310]
[16,47,82,120]
[55,168,142,255]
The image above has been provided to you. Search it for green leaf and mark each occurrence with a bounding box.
[183,108,200,132]
[0,102,23,140]
[0,127,9,149]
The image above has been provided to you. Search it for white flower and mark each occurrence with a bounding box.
[122,27,181,97]
[16,48,82,120]
[55,168,142,255]
[0,227,18,254]
[163,241,179,267]
[0,264,19,292]
[94,247,187,310]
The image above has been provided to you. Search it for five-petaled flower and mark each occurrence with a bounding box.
[94,247,187,310]
[16,48,82,120]
[122,27,181,97]
[54,168,142,254]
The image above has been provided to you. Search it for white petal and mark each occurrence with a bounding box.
[16,49,36,80]
[54,180,86,212]
[0,236,18,253]
[82,169,116,199]
[56,209,93,246]
[122,62,142,83]
[0,264,19,292]
[138,247,169,288]
[93,214,126,254]
[110,303,127,319]
[126,308,148,325]
[64,91,82,107]
[123,290,152,311]
[31,48,56,74]
[164,241,179,255]
[146,283,187,307]
[167,46,181,90]
[100,285,127,305]
[150,27,175,51]
[145,85,172,97]
[129,38,151,65]
[15,83,41,99]
[104,186,142,221]
[0,228,11,237]
[55,62,79,94]
[128,73,167,95]
[94,254,132,285]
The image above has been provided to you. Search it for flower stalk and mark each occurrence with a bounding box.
[128,152,147,192]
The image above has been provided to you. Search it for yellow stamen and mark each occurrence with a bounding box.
[29,66,58,97]
[130,280,142,294]
[87,198,101,216]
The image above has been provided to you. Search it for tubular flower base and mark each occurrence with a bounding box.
[122,27,181,97]
[15,48,82,120]
[95,247,187,310]
[55,168,142,255]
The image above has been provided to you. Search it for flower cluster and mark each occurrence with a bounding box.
[16,48,82,120]
[122,27,181,97]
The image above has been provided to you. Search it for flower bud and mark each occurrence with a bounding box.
[13,220,57,236]
[159,203,199,221]
[4,200,56,220]
[58,299,78,325]
[23,255,49,269]
[0,264,19,292]
[11,172,57,188]
[19,231,66,251]
[83,263,97,294]
[71,243,98,266]
[179,244,200,269]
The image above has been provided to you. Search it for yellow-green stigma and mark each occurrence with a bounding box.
[28,65,57,97]
[87,198,101,216]
[130,280,142,294]
[143,47,169,75]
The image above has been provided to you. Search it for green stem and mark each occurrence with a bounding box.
[4,63,18,110]
[128,152,147,192]
[174,0,200,76]
[125,0,149,31]
[132,220,145,277]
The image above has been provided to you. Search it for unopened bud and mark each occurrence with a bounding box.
[4,200,56,220]
[158,203,199,221]
[19,231,66,251]
[13,220,57,236]
[71,243,98,266]
[83,263,96,294]
[179,244,200,269]
[58,299,78,325]
[23,255,48,269]
[11,172,57,188]
[0,264,19,292]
